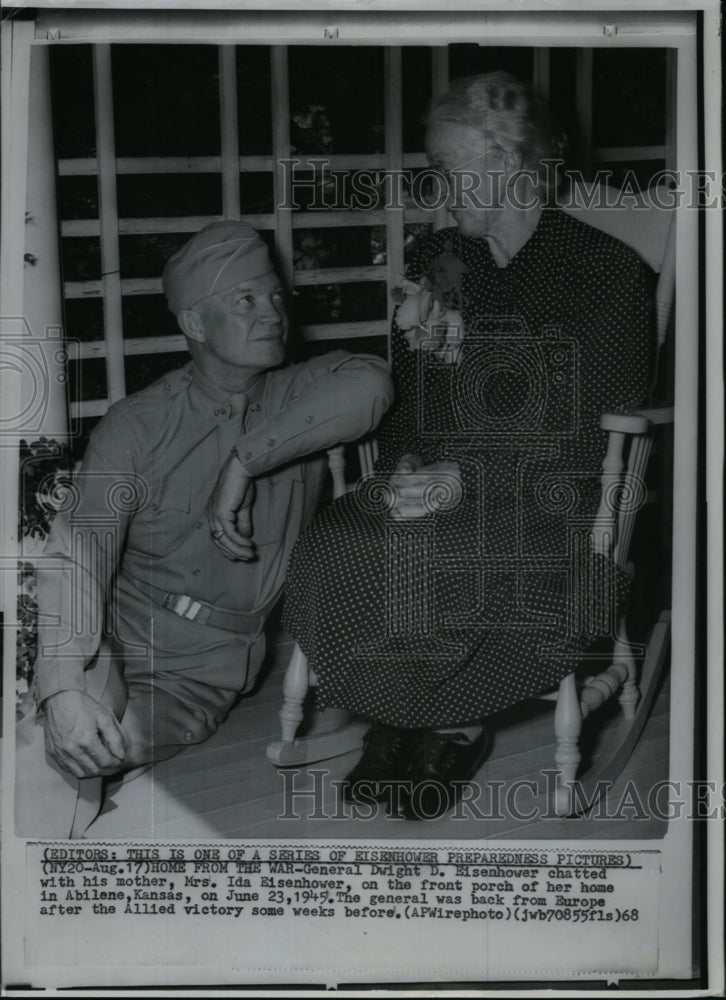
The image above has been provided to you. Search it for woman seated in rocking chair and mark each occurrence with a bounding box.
[222,71,653,819]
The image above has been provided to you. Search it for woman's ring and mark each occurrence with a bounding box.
[212,529,225,540]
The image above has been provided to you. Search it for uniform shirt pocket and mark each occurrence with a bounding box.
[133,474,193,557]
[251,462,303,546]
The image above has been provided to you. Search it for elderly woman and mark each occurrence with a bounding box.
[284,72,652,818]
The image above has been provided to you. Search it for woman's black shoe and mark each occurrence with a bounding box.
[402,728,492,820]
[342,724,416,804]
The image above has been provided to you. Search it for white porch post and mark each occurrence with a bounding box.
[23,44,69,446]
[0,17,34,845]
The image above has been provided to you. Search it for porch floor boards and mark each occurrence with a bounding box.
[87,636,670,841]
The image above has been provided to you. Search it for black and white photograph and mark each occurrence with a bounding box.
[1,0,722,991]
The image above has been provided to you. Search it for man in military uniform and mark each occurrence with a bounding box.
[17,221,393,836]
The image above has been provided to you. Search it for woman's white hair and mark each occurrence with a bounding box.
[427,71,559,184]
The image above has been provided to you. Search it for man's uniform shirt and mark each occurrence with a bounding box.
[35,351,392,708]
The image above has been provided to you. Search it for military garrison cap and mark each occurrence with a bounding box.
[162,221,275,315]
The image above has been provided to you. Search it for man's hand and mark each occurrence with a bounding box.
[206,451,256,561]
[389,455,462,519]
[43,690,128,779]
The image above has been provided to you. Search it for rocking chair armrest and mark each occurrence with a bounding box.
[600,406,674,436]
[633,405,674,426]
[600,412,651,435]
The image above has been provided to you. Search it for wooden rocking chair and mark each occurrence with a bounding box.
[267,185,676,818]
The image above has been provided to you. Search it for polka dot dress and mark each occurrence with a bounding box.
[282,209,653,728]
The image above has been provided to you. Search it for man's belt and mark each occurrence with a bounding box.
[130,578,264,634]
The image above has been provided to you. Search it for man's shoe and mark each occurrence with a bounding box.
[342,723,416,804]
[402,728,492,820]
